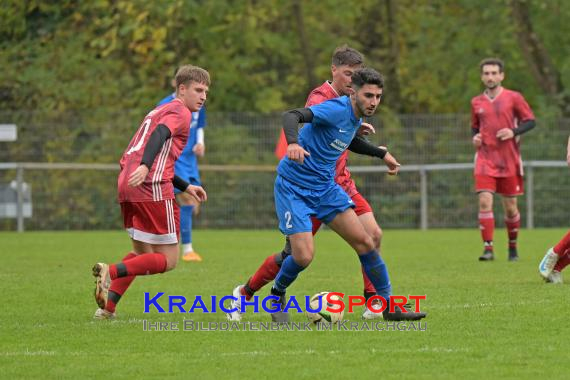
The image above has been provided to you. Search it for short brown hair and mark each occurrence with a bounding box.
[479,57,504,73]
[332,45,364,67]
[175,65,210,90]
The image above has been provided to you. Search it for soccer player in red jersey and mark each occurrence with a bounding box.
[229,46,401,321]
[538,135,570,283]
[91,65,209,319]
[471,58,536,261]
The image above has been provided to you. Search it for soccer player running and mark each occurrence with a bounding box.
[229,46,398,321]
[267,68,425,322]
[158,70,207,262]
[471,58,536,261]
[91,65,209,319]
[538,135,570,283]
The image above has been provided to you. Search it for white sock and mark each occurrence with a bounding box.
[183,243,194,254]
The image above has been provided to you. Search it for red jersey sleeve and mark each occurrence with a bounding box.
[157,107,187,137]
[513,92,535,122]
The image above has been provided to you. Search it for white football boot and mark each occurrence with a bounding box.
[362,302,384,320]
[226,285,243,321]
[93,308,116,320]
[538,248,559,280]
[92,263,111,309]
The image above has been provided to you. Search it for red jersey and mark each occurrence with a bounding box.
[471,88,534,177]
[274,81,359,197]
[118,99,191,202]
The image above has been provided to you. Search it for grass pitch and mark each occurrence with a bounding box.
[1,229,569,379]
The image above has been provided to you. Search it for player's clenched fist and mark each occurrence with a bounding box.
[287,143,310,164]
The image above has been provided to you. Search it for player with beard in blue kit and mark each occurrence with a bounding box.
[270,68,426,321]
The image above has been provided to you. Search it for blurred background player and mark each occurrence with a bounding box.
[538,135,570,283]
[471,57,536,262]
[158,68,207,262]
[91,65,209,319]
[229,46,398,321]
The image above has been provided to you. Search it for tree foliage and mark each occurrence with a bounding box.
[2,0,568,116]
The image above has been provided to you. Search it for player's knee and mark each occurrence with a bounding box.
[505,207,519,219]
[354,234,375,253]
[371,227,382,249]
[164,253,179,272]
[294,251,314,267]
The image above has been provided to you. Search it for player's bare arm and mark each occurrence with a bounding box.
[128,124,172,187]
[282,108,312,164]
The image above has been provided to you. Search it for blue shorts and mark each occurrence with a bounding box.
[274,175,354,235]
[174,176,201,194]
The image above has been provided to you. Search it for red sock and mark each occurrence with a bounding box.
[109,253,167,279]
[554,250,570,272]
[106,252,138,313]
[505,213,520,249]
[479,212,494,250]
[553,230,570,257]
[361,266,376,295]
[246,254,281,299]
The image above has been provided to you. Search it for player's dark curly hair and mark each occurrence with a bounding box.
[351,68,384,90]
[479,57,504,73]
[332,45,364,67]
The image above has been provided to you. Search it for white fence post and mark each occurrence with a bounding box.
[525,163,534,229]
[420,168,428,230]
[16,164,24,232]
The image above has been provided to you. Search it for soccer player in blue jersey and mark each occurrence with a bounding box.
[270,67,426,321]
[158,75,207,262]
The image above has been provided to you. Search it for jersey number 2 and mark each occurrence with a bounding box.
[285,211,293,229]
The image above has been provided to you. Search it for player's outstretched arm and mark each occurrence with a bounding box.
[128,124,171,187]
[348,136,400,175]
[282,108,312,164]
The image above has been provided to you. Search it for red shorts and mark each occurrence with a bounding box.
[311,192,374,234]
[120,200,179,245]
[474,175,524,196]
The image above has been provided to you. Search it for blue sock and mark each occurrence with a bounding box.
[358,250,391,301]
[273,255,306,293]
[180,205,194,244]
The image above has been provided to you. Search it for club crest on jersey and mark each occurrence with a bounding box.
[478,107,484,114]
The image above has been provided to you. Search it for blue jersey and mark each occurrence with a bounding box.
[157,93,206,181]
[276,96,361,190]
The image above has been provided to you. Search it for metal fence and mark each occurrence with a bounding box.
[0,160,568,232]
[0,111,568,231]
